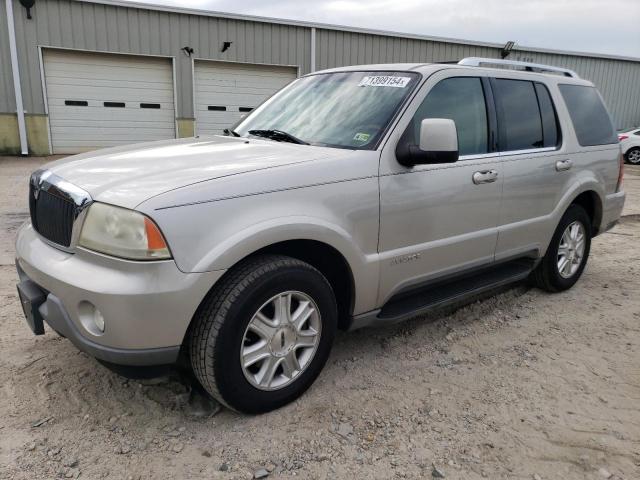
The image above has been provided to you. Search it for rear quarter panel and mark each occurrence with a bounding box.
[540,78,620,246]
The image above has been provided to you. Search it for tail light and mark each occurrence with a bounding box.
[618,134,628,141]
[616,151,624,192]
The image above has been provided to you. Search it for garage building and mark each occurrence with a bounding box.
[1,0,639,155]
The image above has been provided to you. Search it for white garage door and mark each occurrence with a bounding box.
[43,50,176,154]
[194,61,297,135]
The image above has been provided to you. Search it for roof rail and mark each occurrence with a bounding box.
[457,57,579,78]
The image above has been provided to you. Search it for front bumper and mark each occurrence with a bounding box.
[15,223,225,366]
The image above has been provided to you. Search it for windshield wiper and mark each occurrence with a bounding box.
[223,128,241,137]
[248,129,308,145]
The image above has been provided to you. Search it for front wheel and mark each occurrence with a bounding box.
[189,255,337,413]
[531,204,592,292]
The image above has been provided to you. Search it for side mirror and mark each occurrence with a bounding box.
[396,118,459,167]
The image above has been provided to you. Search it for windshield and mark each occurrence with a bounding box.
[234,71,420,149]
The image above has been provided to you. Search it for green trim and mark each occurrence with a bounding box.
[177,118,195,138]
[26,115,50,155]
[0,113,50,155]
[0,114,21,155]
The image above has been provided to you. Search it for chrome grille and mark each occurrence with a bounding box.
[28,170,92,249]
[29,184,75,247]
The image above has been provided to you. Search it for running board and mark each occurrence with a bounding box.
[349,259,535,330]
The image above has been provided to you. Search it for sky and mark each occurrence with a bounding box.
[130,0,640,58]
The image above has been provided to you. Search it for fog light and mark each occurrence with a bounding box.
[93,308,105,332]
[78,301,105,335]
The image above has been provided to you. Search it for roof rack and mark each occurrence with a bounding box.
[457,57,579,78]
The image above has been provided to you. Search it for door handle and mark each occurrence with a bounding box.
[472,170,498,184]
[556,159,573,171]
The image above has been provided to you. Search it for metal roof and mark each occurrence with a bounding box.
[77,0,640,64]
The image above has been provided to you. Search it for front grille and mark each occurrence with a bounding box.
[29,184,76,247]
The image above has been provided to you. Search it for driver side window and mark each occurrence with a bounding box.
[412,77,489,156]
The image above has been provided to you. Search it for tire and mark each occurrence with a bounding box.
[625,147,640,165]
[531,204,592,292]
[189,254,337,413]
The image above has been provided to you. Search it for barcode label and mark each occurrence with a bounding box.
[358,76,411,88]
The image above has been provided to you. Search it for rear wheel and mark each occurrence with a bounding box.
[625,147,640,164]
[531,204,591,292]
[189,255,337,413]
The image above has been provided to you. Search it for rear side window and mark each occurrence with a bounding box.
[493,79,543,151]
[558,85,617,146]
[412,77,488,156]
[534,83,560,148]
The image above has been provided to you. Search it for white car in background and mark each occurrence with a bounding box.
[619,128,640,164]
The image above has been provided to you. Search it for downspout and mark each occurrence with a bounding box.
[310,27,316,73]
[5,0,28,155]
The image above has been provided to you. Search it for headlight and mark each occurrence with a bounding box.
[79,203,171,260]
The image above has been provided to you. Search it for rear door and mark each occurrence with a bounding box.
[492,78,568,260]
[378,70,503,305]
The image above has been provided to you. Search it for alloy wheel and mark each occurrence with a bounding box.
[240,291,322,391]
[557,221,586,279]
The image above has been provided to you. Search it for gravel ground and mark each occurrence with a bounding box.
[1,156,639,480]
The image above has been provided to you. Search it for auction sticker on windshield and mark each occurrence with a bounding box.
[358,76,411,88]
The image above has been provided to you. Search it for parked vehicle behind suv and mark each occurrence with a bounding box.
[16,58,625,413]
[618,127,640,164]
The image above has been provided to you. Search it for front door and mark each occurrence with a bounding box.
[378,72,503,305]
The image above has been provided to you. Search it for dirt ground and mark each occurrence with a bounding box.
[1,156,639,480]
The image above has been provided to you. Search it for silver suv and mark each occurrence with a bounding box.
[16,58,625,413]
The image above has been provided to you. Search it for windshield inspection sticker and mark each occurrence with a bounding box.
[353,132,371,143]
[358,76,411,88]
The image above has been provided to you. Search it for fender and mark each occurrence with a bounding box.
[195,216,369,270]
[538,175,604,255]
[174,214,379,315]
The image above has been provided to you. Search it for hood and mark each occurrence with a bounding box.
[46,136,346,208]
